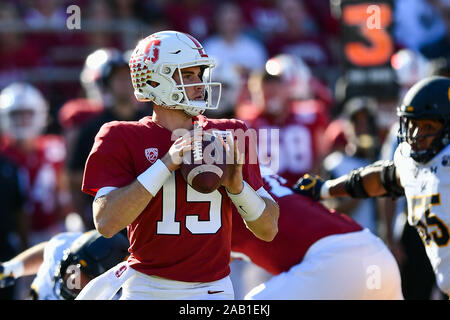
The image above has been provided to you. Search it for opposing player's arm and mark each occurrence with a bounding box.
[1,241,47,287]
[328,160,404,198]
[294,160,404,200]
[93,135,193,238]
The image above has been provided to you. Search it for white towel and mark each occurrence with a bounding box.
[76,261,135,300]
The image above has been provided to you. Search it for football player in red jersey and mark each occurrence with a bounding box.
[232,169,403,299]
[237,54,330,186]
[0,83,71,245]
[81,31,279,300]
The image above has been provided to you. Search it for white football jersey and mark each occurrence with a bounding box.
[394,142,450,294]
[30,232,81,300]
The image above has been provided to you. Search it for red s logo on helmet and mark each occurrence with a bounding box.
[144,36,161,63]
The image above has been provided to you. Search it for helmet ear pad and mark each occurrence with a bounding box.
[141,67,185,107]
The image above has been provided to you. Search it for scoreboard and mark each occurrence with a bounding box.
[333,0,399,99]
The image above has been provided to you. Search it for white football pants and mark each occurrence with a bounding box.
[120,271,234,300]
[245,228,404,300]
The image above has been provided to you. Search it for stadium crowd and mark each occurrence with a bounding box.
[1,0,450,300]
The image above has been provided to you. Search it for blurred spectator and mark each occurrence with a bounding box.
[204,2,268,76]
[66,48,150,229]
[83,0,122,49]
[391,49,431,98]
[18,1,103,131]
[321,96,382,235]
[241,0,337,44]
[239,0,285,40]
[23,0,67,30]
[333,75,399,140]
[0,83,71,245]
[0,0,152,128]
[264,0,333,79]
[322,118,347,155]
[394,0,446,52]
[162,0,216,41]
[57,98,102,232]
[114,0,140,20]
[428,55,450,77]
[111,0,168,49]
[22,0,70,68]
[58,98,103,169]
[303,0,339,37]
[0,3,45,89]
[419,0,450,59]
[0,153,27,300]
[204,63,244,119]
[237,54,329,186]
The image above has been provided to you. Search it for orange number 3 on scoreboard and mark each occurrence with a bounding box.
[343,3,393,67]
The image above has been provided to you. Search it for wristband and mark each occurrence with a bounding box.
[3,260,24,279]
[137,159,171,196]
[320,181,332,199]
[226,181,266,221]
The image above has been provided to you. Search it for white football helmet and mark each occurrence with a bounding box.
[265,54,312,100]
[129,31,221,117]
[80,48,129,103]
[0,83,48,140]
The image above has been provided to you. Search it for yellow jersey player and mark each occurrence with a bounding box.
[294,76,450,296]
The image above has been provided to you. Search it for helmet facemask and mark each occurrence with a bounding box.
[138,62,221,117]
[398,116,450,163]
[53,250,87,300]
[169,64,222,117]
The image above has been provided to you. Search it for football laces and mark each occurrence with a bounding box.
[193,138,203,163]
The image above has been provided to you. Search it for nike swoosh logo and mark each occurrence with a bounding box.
[239,205,247,214]
[207,290,224,294]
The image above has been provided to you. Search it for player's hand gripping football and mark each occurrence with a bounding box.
[0,264,16,288]
[219,135,244,194]
[161,131,195,172]
[292,174,325,201]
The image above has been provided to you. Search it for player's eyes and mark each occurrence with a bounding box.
[183,74,202,82]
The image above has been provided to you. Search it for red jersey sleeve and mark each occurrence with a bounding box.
[82,121,136,196]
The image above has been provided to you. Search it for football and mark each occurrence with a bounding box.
[180,132,229,194]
